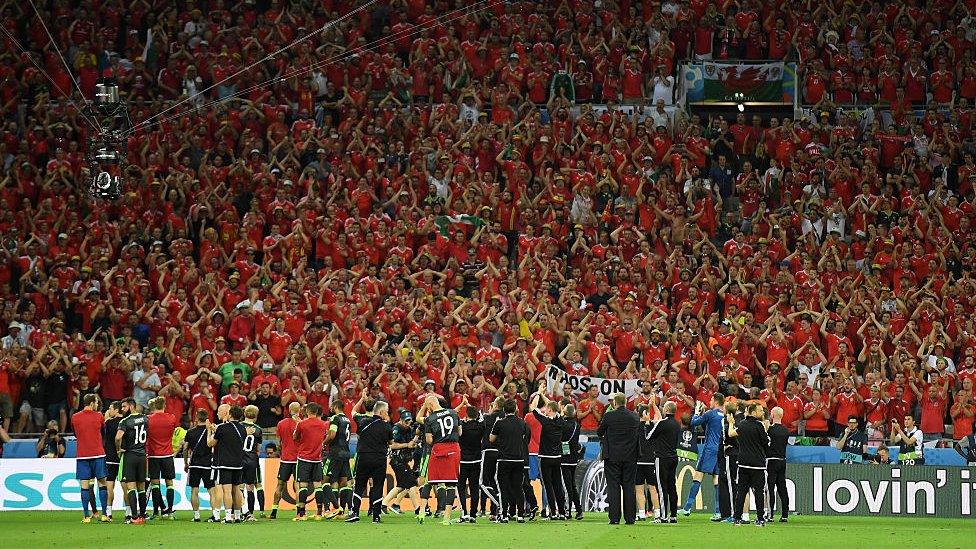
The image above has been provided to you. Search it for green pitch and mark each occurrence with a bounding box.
[0,512,969,549]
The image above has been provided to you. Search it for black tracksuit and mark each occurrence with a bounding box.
[532,410,566,516]
[560,416,583,515]
[458,417,485,517]
[645,415,681,520]
[352,415,393,518]
[491,414,529,519]
[766,423,789,519]
[480,412,501,513]
[718,413,740,519]
[733,416,769,523]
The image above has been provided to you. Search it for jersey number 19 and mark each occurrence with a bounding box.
[437,416,455,438]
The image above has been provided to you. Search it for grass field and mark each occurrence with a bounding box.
[0,512,970,549]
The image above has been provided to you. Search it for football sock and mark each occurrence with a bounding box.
[314,487,324,514]
[138,491,148,518]
[247,490,255,514]
[339,487,352,510]
[257,489,265,512]
[81,487,92,517]
[297,489,307,516]
[151,486,163,515]
[127,490,138,519]
[99,486,108,514]
[683,480,701,511]
[323,486,335,509]
[194,510,201,520]
[270,504,278,518]
[166,487,175,513]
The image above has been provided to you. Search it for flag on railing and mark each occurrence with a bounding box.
[688,61,787,102]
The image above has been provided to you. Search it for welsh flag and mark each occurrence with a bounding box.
[701,61,785,102]
[434,214,485,236]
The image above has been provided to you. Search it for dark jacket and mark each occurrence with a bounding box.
[597,406,640,462]
[736,416,770,468]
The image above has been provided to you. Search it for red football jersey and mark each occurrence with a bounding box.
[294,417,328,461]
[71,408,105,459]
[276,416,299,462]
[147,412,179,457]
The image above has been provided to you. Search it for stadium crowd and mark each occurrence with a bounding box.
[0,0,974,454]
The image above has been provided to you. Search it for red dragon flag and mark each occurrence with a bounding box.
[701,61,785,102]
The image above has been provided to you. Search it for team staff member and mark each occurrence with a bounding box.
[837,416,869,463]
[560,404,584,521]
[645,401,681,524]
[480,397,504,519]
[347,401,394,523]
[490,399,530,523]
[458,405,485,523]
[529,390,567,520]
[72,393,107,522]
[598,393,640,525]
[270,402,302,519]
[890,415,924,464]
[680,394,726,519]
[146,397,178,519]
[293,402,328,520]
[102,402,124,521]
[635,405,660,522]
[115,398,149,524]
[209,404,246,523]
[241,405,264,520]
[717,401,741,523]
[766,407,790,523]
[729,403,769,527]
[182,409,219,522]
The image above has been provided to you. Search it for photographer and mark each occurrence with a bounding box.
[836,416,869,463]
[37,420,66,458]
[890,415,924,465]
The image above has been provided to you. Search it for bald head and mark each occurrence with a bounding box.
[289,401,302,417]
[770,406,784,423]
[217,403,230,421]
[425,395,443,411]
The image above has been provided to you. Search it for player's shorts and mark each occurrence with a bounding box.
[106,461,120,481]
[696,449,719,476]
[217,468,243,485]
[391,458,417,489]
[277,461,297,482]
[427,442,461,484]
[188,466,216,489]
[243,462,262,485]
[76,457,106,480]
[325,457,351,480]
[635,463,657,485]
[119,453,147,483]
[297,460,324,483]
[527,454,540,481]
[148,456,176,480]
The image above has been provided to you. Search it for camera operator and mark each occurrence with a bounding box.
[37,420,66,458]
